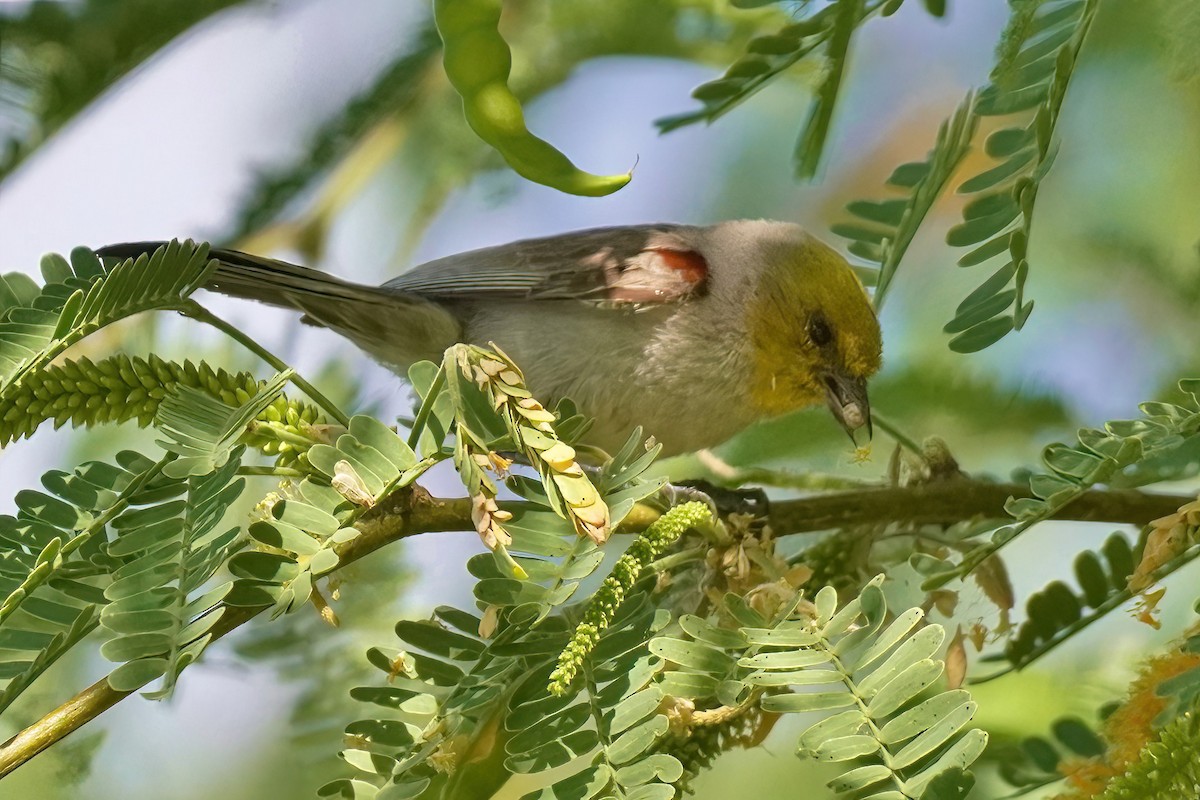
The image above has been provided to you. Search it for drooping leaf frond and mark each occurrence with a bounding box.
[0,451,177,712]
[942,0,1099,352]
[101,453,246,697]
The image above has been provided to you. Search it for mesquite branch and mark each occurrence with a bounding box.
[0,477,1188,778]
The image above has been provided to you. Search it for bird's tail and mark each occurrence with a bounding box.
[95,242,461,365]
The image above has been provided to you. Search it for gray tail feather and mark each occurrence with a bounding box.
[95,241,399,314]
[95,242,462,364]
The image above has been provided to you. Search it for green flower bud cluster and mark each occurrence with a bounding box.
[0,354,326,467]
[548,502,711,696]
[245,394,329,469]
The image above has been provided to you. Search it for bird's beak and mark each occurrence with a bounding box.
[822,372,872,444]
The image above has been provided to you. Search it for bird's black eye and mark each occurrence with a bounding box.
[809,316,833,347]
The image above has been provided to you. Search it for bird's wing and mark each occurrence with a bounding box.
[384,224,710,305]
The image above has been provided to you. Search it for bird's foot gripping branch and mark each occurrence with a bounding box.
[2,242,1200,798]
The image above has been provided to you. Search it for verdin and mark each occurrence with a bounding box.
[100,219,882,455]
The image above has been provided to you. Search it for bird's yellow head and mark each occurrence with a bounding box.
[745,234,882,439]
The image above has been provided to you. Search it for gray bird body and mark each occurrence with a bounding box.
[99,220,875,455]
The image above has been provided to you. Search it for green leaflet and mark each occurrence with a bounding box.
[227,485,346,618]
[307,414,422,498]
[226,415,421,619]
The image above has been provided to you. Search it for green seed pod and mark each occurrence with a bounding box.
[433,0,631,197]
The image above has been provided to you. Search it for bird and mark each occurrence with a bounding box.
[98,220,882,456]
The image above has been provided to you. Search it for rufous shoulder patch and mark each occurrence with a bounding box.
[649,248,709,287]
